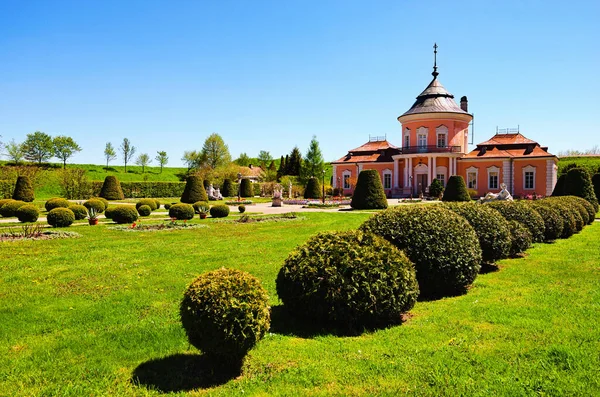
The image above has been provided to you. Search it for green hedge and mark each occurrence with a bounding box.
[486,201,546,243]
[92,181,186,198]
[0,180,13,199]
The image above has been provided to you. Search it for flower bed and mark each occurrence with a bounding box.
[225,200,253,205]
[216,213,303,224]
[1,224,81,242]
[304,203,340,208]
[108,220,208,232]
[283,199,351,206]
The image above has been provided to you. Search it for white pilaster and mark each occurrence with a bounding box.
[393,159,399,188]
[408,158,413,186]
[432,157,437,182]
[403,161,408,187]
[332,166,337,188]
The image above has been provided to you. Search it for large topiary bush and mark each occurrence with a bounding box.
[442,176,471,202]
[210,204,230,218]
[0,200,27,217]
[526,202,564,242]
[69,204,88,220]
[360,206,482,297]
[16,204,40,223]
[137,205,152,217]
[222,178,236,197]
[486,201,545,243]
[592,174,600,208]
[12,176,35,202]
[546,198,584,233]
[90,197,110,211]
[428,178,444,199]
[136,198,157,211]
[536,199,576,238]
[169,203,195,220]
[276,230,418,333]
[507,220,532,257]
[84,198,106,214]
[111,205,138,224]
[99,176,125,200]
[180,268,270,361]
[303,177,321,199]
[104,206,116,220]
[240,178,253,198]
[0,199,14,209]
[351,169,388,210]
[551,174,566,196]
[443,202,511,264]
[47,207,75,227]
[180,175,208,203]
[563,196,596,225]
[563,168,599,212]
[45,198,70,212]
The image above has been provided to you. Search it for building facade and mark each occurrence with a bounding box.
[332,48,557,198]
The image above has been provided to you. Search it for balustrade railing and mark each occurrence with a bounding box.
[400,145,461,154]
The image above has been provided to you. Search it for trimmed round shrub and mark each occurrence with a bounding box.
[47,207,75,227]
[136,198,157,211]
[180,268,270,360]
[351,170,388,210]
[154,199,161,210]
[210,204,230,218]
[486,201,545,243]
[0,199,14,209]
[91,197,110,211]
[16,204,39,223]
[193,201,209,214]
[304,177,321,199]
[0,200,27,218]
[428,178,444,198]
[164,203,172,210]
[181,175,208,203]
[104,206,116,220]
[45,198,70,212]
[111,205,138,224]
[12,176,35,202]
[507,220,532,257]
[443,202,511,264]
[563,196,596,225]
[222,178,235,197]
[552,174,566,196]
[84,198,106,213]
[276,230,418,333]
[169,203,195,220]
[99,176,125,200]
[536,199,576,238]
[240,178,253,198]
[69,204,88,220]
[238,205,246,213]
[527,202,564,242]
[564,168,599,212]
[442,176,471,202]
[360,206,482,297]
[137,205,152,217]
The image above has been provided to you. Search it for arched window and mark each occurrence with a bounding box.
[436,125,448,148]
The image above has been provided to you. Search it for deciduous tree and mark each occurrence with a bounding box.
[5,140,25,164]
[135,153,151,173]
[120,138,136,173]
[201,133,231,169]
[23,131,54,164]
[155,151,168,173]
[53,136,82,169]
[104,142,117,169]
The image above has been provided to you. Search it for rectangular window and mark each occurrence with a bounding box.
[436,174,445,187]
[525,171,534,189]
[404,135,410,148]
[384,174,391,189]
[489,172,498,189]
[418,134,427,147]
[467,172,477,189]
[437,134,446,148]
[343,175,350,189]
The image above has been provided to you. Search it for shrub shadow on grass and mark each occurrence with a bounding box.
[479,263,500,274]
[132,353,241,393]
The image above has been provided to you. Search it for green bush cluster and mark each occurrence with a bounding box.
[45,198,70,212]
[136,198,157,211]
[180,268,270,361]
[137,205,152,217]
[169,203,195,220]
[110,205,138,224]
[164,203,172,210]
[47,207,75,227]
[16,204,40,223]
[443,202,511,264]
[276,230,418,333]
[442,176,471,202]
[92,197,110,211]
[526,202,564,241]
[99,176,125,200]
[240,178,253,198]
[566,196,596,224]
[84,199,105,214]
[181,176,208,203]
[222,179,236,197]
[0,200,27,217]
[351,170,388,210]
[104,206,116,220]
[192,201,209,214]
[507,220,532,257]
[563,168,599,212]
[428,178,444,199]
[69,204,88,220]
[210,204,230,218]
[360,205,481,297]
[12,176,35,202]
[592,174,600,206]
[92,181,186,198]
[486,201,545,243]
[303,177,321,199]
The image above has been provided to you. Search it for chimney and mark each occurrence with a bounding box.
[460,96,468,112]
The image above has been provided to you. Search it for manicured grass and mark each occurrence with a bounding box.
[1,213,599,396]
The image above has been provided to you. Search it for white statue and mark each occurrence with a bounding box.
[207,184,223,201]
[480,183,513,203]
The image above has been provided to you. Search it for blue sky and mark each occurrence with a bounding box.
[1,1,598,167]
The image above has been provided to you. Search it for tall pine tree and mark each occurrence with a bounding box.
[277,155,286,179]
[301,135,325,181]
[287,147,302,176]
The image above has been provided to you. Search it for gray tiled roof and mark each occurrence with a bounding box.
[401,78,468,116]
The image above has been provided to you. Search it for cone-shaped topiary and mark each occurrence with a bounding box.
[428,178,444,199]
[507,220,532,257]
[486,201,546,243]
[592,174,600,208]
[240,178,253,198]
[180,268,270,362]
[351,170,388,210]
[564,168,599,212]
[111,205,138,224]
[16,204,39,223]
[442,176,471,202]
[69,204,88,220]
[12,176,34,202]
[0,200,26,217]
[180,175,208,203]
[443,202,511,265]
[45,198,70,212]
[169,203,195,220]
[360,206,482,297]
[551,174,566,196]
[303,177,321,199]
[222,178,236,197]
[47,207,75,227]
[99,176,125,200]
[276,230,418,334]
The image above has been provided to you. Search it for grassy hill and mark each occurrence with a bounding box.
[558,156,600,175]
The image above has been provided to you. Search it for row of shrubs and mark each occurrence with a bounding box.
[178,193,598,363]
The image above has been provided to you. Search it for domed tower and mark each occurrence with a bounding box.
[394,44,473,196]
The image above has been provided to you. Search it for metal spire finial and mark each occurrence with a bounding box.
[432,42,439,78]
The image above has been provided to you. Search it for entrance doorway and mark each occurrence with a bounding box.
[416,174,428,195]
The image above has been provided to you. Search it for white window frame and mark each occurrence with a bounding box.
[488,166,500,190]
[435,166,447,187]
[436,125,448,148]
[417,127,428,150]
[466,166,478,190]
[382,169,392,189]
[404,128,410,148]
[343,171,352,189]
[523,165,536,190]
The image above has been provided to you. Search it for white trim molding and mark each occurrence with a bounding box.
[522,165,536,191]
[436,125,448,148]
[342,170,352,189]
[546,160,557,196]
[466,166,478,190]
[487,166,500,190]
[382,168,393,190]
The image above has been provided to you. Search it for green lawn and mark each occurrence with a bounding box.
[1,213,599,396]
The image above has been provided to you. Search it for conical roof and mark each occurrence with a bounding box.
[401,77,468,117]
